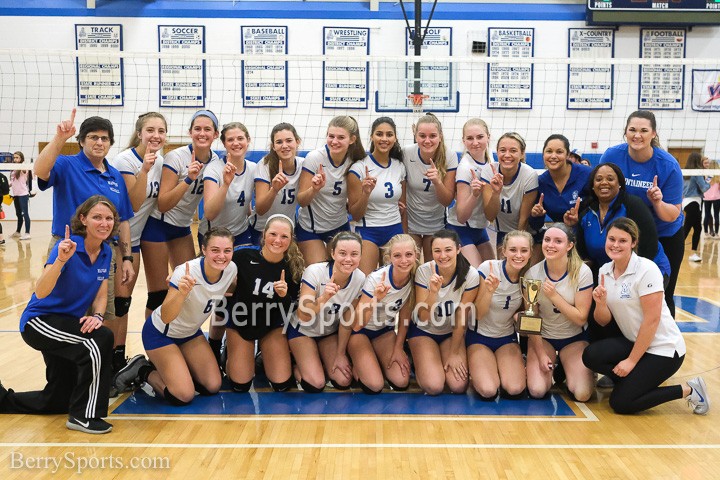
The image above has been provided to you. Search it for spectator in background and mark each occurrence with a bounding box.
[683,153,711,262]
[11,151,32,240]
[703,159,720,239]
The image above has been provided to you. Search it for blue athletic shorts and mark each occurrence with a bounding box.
[445,224,490,247]
[285,321,335,341]
[142,216,191,243]
[142,316,204,351]
[351,325,394,341]
[406,321,452,344]
[465,330,518,352]
[355,223,403,247]
[544,330,589,352]
[296,222,350,244]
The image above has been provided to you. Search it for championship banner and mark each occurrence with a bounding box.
[158,26,205,108]
[323,27,369,109]
[488,28,534,110]
[639,28,686,110]
[691,70,720,112]
[75,24,123,106]
[567,28,614,110]
[241,26,288,108]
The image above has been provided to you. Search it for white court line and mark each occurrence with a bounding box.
[1,442,718,450]
[0,301,28,315]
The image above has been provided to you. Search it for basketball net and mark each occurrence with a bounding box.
[408,93,429,114]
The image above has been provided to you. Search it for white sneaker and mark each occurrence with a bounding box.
[10,232,20,238]
[19,233,30,240]
[689,253,702,262]
[687,377,710,415]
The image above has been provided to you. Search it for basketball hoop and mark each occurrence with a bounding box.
[408,93,429,113]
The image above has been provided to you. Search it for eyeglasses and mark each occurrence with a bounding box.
[86,135,111,143]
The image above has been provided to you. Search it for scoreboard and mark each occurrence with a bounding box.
[587,0,720,24]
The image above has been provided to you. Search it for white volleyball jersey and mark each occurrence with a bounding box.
[360,264,414,331]
[291,261,366,337]
[348,154,405,227]
[199,157,256,237]
[151,257,237,339]
[599,253,685,357]
[413,261,480,335]
[471,259,523,338]
[297,146,355,233]
[481,161,538,234]
[150,145,219,227]
[402,144,459,235]
[110,148,163,247]
[252,156,304,232]
[525,260,593,340]
[446,153,489,229]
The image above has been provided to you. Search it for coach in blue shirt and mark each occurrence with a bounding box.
[34,109,135,369]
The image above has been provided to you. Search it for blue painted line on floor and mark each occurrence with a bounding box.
[112,389,575,416]
[675,296,720,333]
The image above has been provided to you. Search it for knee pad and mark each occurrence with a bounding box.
[499,387,526,400]
[270,376,297,392]
[231,379,253,393]
[386,379,408,392]
[300,379,325,394]
[194,381,217,397]
[163,387,192,406]
[114,296,132,318]
[329,379,351,391]
[357,379,383,395]
[146,290,168,311]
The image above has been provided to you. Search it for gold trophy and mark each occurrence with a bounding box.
[518,277,543,335]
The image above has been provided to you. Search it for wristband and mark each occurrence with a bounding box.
[93,313,104,322]
[122,255,134,262]
[184,176,193,185]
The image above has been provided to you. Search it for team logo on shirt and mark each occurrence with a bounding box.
[97,267,108,281]
[620,282,631,299]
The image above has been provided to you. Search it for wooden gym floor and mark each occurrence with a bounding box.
[0,221,718,479]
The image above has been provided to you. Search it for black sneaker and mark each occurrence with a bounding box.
[113,354,151,393]
[66,416,113,434]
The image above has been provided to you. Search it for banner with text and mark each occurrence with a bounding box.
[639,28,686,110]
[567,28,614,110]
[158,25,205,108]
[75,24,123,106]
[241,26,288,108]
[323,27,369,109]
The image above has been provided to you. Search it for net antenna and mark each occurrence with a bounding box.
[399,0,439,113]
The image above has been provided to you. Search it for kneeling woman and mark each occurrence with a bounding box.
[525,223,594,402]
[1,196,118,434]
[116,228,236,406]
[289,232,365,392]
[225,214,303,392]
[468,230,533,400]
[348,234,419,393]
[583,218,709,415]
[410,230,479,395]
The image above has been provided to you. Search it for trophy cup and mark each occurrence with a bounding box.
[518,277,543,335]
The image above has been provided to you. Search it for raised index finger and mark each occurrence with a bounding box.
[381,270,386,284]
[279,160,284,174]
[429,159,436,169]
[280,269,286,282]
[471,169,477,180]
[65,224,71,240]
[318,164,324,175]
[652,175,658,188]
[538,193,544,206]
[185,262,190,276]
[600,274,605,288]
[69,107,77,125]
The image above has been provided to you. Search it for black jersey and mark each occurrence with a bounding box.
[228,247,300,340]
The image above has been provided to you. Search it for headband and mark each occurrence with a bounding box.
[266,213,295,228]
[191,110,219,129]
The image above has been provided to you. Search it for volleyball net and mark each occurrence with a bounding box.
[1,49,719,173]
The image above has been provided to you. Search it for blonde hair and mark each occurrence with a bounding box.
[545,223,583,285]
[126,112,167,150]
[381,234,421,304]
[262,215,305,283]
[502,230,534,277]
[416,113,449,179]
[462,118,492,163]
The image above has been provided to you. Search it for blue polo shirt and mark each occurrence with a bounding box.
[531,162,592,230]
[38,150,133,237]
[20,236,112,332]
[600,144,683,237]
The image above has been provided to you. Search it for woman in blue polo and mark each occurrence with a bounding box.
[0,196,117,434]
[599,110,684,317]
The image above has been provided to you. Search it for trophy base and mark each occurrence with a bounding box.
[518,314,542,335]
